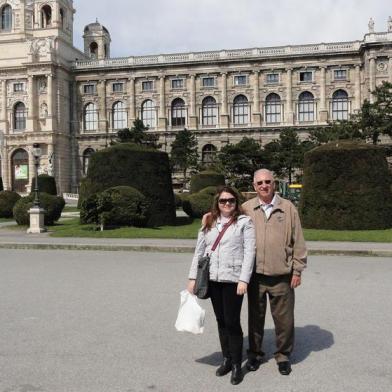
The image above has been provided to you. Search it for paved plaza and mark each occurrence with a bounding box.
[0,249,391,392]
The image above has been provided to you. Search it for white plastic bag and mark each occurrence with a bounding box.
[175,290,206,334]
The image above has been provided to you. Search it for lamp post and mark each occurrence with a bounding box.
[27,143,46,234]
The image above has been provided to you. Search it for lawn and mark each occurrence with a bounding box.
[46,217,392,242]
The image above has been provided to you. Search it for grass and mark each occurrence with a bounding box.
[303,228,392,242]
[0,218,13,223]
[63,206,80,213]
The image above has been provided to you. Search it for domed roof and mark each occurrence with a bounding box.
[84,19,110,35]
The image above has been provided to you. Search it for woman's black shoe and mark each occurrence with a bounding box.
[216,357,232,376]
[230,364,243,385]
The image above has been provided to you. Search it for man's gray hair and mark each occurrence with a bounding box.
[253,168,275,182]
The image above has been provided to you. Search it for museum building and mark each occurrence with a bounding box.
[1,0,392,194]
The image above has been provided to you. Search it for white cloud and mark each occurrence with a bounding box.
[72,0,391,57]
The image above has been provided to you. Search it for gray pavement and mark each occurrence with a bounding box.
[0,250,391,392]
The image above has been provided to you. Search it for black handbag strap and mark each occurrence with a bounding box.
[211,218,234,252]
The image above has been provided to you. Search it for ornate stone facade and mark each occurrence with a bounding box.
[1,0,392,193]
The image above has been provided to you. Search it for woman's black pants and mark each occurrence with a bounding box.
[209,280,244,364]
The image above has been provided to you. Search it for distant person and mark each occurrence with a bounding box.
[187,186,255,385]
[243,169,307,376]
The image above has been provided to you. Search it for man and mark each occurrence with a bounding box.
[242,169,307,376]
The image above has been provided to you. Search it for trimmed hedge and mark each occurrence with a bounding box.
[80,186,151,227]
[190,170,225,193]
[0,190,21,218]
[30,174,57,195]
[13,193,65,226]
[299,141,392,230]
[79,143,176,227]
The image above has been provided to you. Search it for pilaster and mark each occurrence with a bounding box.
[389,57,392,83]
[189,74,197,129]
[354,65,362,112]
[252,70,261,126]
[369,56,376,103]
[220,72,229,127]
[98,80,107,132]
[158,76,167,129]
[128,77,135,125]
[27,75,36,132]
[319,66,328,123]
[285,68,294,124]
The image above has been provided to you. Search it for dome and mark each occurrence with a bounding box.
[84,20,109,35]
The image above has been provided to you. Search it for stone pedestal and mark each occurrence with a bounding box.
[27,207,47,234]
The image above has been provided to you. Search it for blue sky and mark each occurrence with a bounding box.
[72,0,391,58]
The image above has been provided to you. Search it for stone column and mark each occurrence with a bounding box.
[189,74,197,129]
[220,72,229,127]
[46,73,54,130]
[27,147,35,193]
[252,70,261,126]
[128,77,135,126]
[2,148,10,190]
[285,68,294,124]
[369,56,376,103]
[319,66,328,123]
[47,143,54,177]
[98,80,107,133]
[1,79,8,134]
[158,76,167,128]
[354,65,362,112]
[27,75,35,132]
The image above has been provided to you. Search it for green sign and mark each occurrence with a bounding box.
[15,164,28,180]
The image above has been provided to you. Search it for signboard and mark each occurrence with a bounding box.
[15,164,28,180]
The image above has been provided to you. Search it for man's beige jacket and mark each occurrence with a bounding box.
[242,195,307,276]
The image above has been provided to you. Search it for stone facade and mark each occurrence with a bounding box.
[1,0,392,193]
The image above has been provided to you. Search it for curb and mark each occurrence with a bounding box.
[0,242,391,257]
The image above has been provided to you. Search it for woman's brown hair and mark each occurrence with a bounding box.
[203,186,243,231]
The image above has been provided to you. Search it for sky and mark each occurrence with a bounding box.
[72,0,391,58]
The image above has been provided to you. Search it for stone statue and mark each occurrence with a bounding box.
[388,16,392,32]
[368,18,375,33]
[40,103,48,118]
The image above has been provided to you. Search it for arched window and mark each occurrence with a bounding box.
[112,101,127,129]
[298,91,314,122]
[202,144,217,164]
[41,5,52,28]
[141,100,156,128]
[82,148,95,175]
[332,90,349,120]
[14,102,27,130]
[233,95,249,125]
[1,4,12,31]
[84,103,98,131]
[265,93,281,124]
[90,42,98,59]
[11,149,29,192]
[60,8,65,29]
[202,96,218,126]
[171,98,186,127]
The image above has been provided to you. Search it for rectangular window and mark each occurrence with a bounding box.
[202,77,215,87]
[142,81,153,91]
[112,82,124,92]
[299,71,313,82]
[266,73,279,84]
[13,83,24,92]
[334,69,347,80]
[83,84,96,94]
[234,75,247,86]
[171,79,184,89]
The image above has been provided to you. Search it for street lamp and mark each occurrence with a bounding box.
[32,143,41,207]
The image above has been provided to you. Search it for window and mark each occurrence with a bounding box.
[112,101,127,129]
[82,148,95,175]
[202,144,217,164]
[1,4,12,31]
[14,102,27,130]
[298,91,314,122]
[171,79,184,89]
[171,98,186,127]
[13,83,24,92]
[266,73,279,84]
[334,69,347,80]
[332,90,349,120]
[84,103,98,131]
[202,96,218,126]
[112,82,124,92]
[41,5,52,28]
[141,99,156,128]
[233,95,249,125]
[202,77,215,87]
[60,8,65,29]
[265,93,281,124]
[299,71,313,82]
[83,84,96,94]
[234,75,247,86]
[90,42,98,59]
[142,81,153,91]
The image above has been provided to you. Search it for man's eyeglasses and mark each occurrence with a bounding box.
[218,198,236,205]
[255,180,272,186]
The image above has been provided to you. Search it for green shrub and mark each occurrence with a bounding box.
[174,193,183,208]
[299,141,392,230]
[182,191,214,218]
[190,171,225,193]
[13,193,65,226]
[80,193,99,224]
[30,174,57,195]
[0,191,21,218]
[79,143,176,226]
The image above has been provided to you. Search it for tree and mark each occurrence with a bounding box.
[308,122,364,146]
[217,137,265,189]
[115,119,160,148]
[170,128,199,187]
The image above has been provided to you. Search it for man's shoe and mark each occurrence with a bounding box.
[230,364,243,385]
[246,358,261,371]
[278,361,292,375]
[216,357,232,377]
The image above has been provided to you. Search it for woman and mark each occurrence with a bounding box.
[187,186,255,385]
